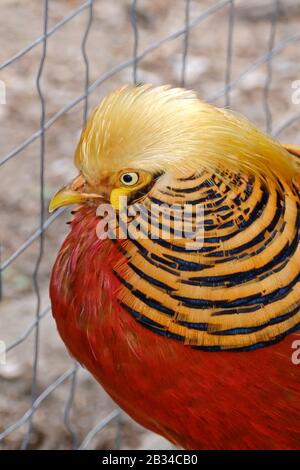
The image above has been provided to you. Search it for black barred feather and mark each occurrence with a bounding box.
[114,164,300,351]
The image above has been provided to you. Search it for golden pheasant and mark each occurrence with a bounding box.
[49,85,300,449]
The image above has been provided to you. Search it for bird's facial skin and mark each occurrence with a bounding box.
[49,168,153,212]
[110,169,153,210]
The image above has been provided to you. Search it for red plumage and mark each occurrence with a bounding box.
[50,207,300,449]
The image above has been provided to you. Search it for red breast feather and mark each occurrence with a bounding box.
[50,208,300,449]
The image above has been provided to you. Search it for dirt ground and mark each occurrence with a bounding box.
[1,0,300,450]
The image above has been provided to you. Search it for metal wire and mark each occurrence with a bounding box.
[78,409,121,450]
[208,30,300,103]
[224,0,235,107]
[0,244,2,301]
[180,0,191,87]
[1,0,299,450]
[263,0,280,133]
[273,110,300,137]
[63,362,80,449]
[62,0,94,449]
[0,367,77,441]
[130,0,139,85]
[6,305,50,353]
[0,1,92,71]
[0,207,66,272]
[20,0,49,450]
[0,0,232,168]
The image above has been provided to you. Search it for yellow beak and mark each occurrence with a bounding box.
[49,175,104,213]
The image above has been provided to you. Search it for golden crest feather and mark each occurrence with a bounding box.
[74,84,299,188]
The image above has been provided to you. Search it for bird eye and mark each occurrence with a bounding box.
[120,172,139,186]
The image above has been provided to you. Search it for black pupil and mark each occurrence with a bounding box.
[123,174,134,183]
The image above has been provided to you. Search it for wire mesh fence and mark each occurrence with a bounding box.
[1,0,300,450]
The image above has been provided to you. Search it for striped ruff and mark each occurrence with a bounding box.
[113,167,300,351]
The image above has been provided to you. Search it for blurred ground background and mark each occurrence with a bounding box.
[1,0,300,450]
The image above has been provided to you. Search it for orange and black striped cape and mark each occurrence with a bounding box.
[111,146,300,352]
